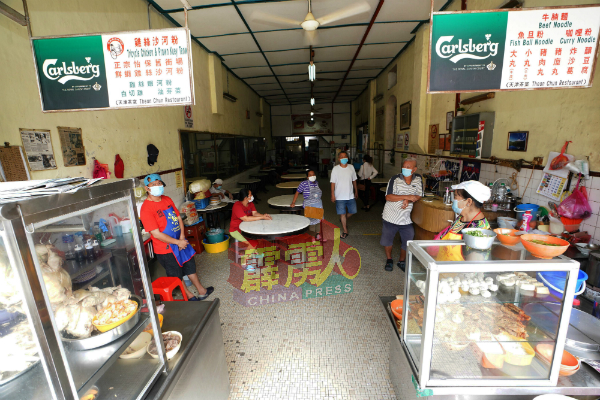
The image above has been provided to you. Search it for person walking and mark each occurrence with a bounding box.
[358,154,378,211]
[140,174,214,300]
[291,170,323,241]
[381,158,422,272]
[330,151,358,239]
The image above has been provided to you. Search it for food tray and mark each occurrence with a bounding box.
[62,295,141,351]
[0,359,39,386]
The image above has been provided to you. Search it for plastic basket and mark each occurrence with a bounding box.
[194,198,210,210]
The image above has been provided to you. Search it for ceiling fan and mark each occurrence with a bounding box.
[250,0,371,45]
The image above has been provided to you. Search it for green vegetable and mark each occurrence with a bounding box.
[529,239,561,246]
[464,230,490,238]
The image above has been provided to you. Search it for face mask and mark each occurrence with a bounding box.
[308,176,316,182]
[402,168,413,177]
[340,158,348,165]
[217,186,222,190]
[248,196,254,203]
[149,186,164,197]
[452,199,466,215]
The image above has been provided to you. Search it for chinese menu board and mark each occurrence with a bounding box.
[58,126,86,167]
[32,28,194,112]
[19,129,57,171]
[429,6,600,92]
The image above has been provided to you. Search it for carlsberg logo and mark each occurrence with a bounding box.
[43,58,101,84]
[436,34,499,63]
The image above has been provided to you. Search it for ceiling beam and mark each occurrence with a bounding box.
[332,0,384,103]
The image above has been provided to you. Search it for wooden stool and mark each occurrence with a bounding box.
[152,277,188,301]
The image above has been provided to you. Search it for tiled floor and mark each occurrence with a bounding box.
[190,175,406,400]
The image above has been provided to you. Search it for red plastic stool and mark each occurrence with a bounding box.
[152,277,188,301]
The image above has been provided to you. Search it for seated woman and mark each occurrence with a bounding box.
[229,189,272,250]
[440,180,492,239]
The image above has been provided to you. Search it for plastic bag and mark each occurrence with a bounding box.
[189,179,211,194]
[557,178,592,220]
[550,141,571,170]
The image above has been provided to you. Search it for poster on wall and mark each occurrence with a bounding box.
[291,114,332,134]
[428,5,600,92]
[58,126,86,167]
[404,133,410,151]
[460,161,481,182]
[428,124,439,154]
[537,172,567,200]
[31,27,194,112]
[19,129,57,171]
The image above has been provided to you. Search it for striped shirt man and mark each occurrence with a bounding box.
[382,174,423,226]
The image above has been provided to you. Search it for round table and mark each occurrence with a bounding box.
[196,201,234,230]
[380,186,387,193]
[268,195,304,214]
[372,178,389,185]
[289,168,309,173]
[239,179,262,201]
[240,214,310,240]
[276,181,300,194]
[281,174,306,181]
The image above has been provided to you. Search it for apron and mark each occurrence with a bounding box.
[163,206,196,267]
[304,181,323,225]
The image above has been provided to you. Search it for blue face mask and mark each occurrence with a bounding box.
[217,186,222,190]
[452,199,465,215]
[340,158,348,165]
[402,168,413,177]
[150,186,164,197]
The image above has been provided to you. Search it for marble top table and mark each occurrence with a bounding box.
[276,181,300,189]
[240,214,310,240]
[260,168,275,172]
[239,179,261,185]
[281,174,306,180]
[268,195,304,211]
[196,201,233,213]
[380,186,387,193]
[288,168,309,173]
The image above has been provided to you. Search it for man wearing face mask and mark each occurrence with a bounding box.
[381,158,422,272]
[210,179,233,200]
[140,174,214,301]
[330,151,358,239]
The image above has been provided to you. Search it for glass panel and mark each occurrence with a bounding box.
[216,137,238,179]
[403,250,428,367]
[27,198,162,398]
[0,227,52,400]
[429,269,563,381]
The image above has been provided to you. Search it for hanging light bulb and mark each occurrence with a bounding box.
[310,97,315,106]
[308,61,316,82]
[310,111,314,116]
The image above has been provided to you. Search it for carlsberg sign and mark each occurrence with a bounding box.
[435,35,500,63]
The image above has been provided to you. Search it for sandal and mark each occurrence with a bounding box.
[340,232,348,239]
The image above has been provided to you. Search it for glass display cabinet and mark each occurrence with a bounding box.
[402,240,580,391]
[0,180,165,400]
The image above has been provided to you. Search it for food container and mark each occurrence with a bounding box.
[462,228,497,250]
[474,341,506,369]
[143,313,164,335]
[497,217,518,229]
[493,228,520,246]
[497,334,535,366]
[92,301,139,333]
[535,344,581,376]
[549,217,564,234]
[520,234,569,259]
[390,298,403,320]
[148,331,182,360]
[120,332,152,359]
[202,235,230,253]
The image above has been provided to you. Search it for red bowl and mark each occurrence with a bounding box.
[521,234,570,259]
[391,298,403,320]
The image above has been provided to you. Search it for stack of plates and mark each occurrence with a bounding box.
[209,197,220,206]
[535,344,581,376]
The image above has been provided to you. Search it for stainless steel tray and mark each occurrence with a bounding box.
[62,295,142,351]
[0,360,39,387]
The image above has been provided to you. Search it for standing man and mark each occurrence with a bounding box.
[381,158,422,272]
[330,151,358,239]
[140,174,214,301]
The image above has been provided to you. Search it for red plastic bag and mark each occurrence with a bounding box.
[550,141,571,170]
[558,178,592,220]
[93,159,111,179]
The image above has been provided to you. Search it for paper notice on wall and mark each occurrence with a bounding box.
[537,172,567,200]
[58,126,86,167]
[175,170,182,188]
[19,129,57,171]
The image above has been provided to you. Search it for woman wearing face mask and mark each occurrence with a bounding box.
[441,181,492,238]
[357,154,378,211]
[291,170,323,240]
[229,189,272,248]
[140,174,214,301]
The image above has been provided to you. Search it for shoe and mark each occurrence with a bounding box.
[188,296,200,301]
[197,286,214,300]
[385,261,393,271]
[397,261,405,272]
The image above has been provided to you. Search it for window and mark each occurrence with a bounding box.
[387,65,397,89]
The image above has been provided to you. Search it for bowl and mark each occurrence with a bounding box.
[576,243,599,256]
[92,301,139,333]
[521,234,570,259]
[148,331,182,360]
[120,332,152,359]
[390,298,403,320]
[143,313,164,335]
[462,228,497,250]
[493,228,521,246]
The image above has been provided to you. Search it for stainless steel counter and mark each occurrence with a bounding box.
[380,296,600,399]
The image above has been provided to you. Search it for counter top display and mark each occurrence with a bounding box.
[397,240,582,394]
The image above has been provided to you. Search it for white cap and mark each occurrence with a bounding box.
[214,179,223,185]
[451,180,491,203]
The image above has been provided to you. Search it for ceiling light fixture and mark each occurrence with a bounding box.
[310,111,314,116]
[301,0,319,31]
[310,97,315,106]
[308,61,316,82]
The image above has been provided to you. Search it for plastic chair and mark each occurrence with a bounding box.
[152,277,188,301]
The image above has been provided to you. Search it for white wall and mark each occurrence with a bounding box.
[271,103,352,137]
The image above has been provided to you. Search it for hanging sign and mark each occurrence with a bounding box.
[184,105,193,128]
[428,5,600,92]
[31,27,194,112]
[291,114,332,134]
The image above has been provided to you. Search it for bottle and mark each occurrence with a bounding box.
[520,210,532,232]
[85,239,95,261]
[92,239,102,259]
[74,244,85,263]
[62,234,75,260]
[93,223,103,244]
[496,183,507,204]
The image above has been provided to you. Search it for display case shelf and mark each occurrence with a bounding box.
[65,251,112,280]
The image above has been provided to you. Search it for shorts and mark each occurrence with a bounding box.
[380,220,414,249]
[156,252,196,279]
[335,199,357,215]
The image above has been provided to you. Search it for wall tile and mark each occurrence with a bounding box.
[586,214,598,227]
[592,176,600,190]
[589,188,600,203]
[594,227,600,242]
[591,201,600,216]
